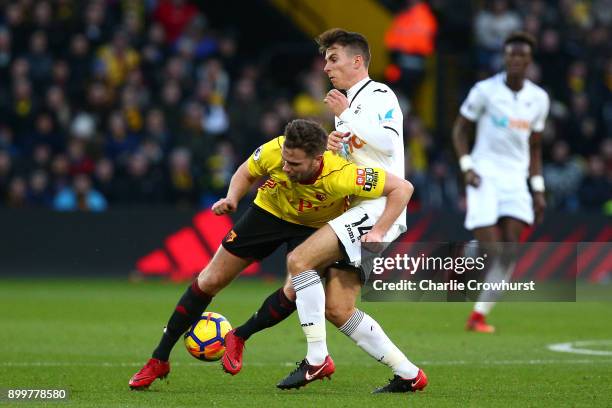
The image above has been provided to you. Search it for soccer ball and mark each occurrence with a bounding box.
[184,312,232,361]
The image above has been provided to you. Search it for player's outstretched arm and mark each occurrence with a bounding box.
[452,115,481,187]
[529,132,546,223]
[363,173,413,242]
[212,161,259,215]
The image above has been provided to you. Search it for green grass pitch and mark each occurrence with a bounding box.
[1,279,611,407]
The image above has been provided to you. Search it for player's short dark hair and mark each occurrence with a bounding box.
[504,31,536,52]
[283,119,327,157]
[316,28,371,67]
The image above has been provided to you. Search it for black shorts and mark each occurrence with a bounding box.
[222,204,318,260]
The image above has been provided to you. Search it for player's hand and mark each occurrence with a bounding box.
[324,89,349,117]
[327,131,350,152]
[361,230,385,253]
[464,169,481,187]
[533,192,546,224]
[212,197,237,215]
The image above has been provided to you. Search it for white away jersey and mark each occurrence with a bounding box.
[460,72,550,179]
[334,77,406,230]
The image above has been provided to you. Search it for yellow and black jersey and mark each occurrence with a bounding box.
[247,136,386,228]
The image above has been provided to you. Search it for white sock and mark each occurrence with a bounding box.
[291,270,327,365]
[340,309,419,379]
[474,301,495,315]
[474,258,516,314]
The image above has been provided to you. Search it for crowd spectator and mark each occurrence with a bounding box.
[474,0,522,75]
[53,173,107,211]
[544,140,584,211]
[384,0,438,99]
[0,0,609,216]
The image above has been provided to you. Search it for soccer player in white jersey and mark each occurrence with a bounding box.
[223,29,427,394]
[452,32,549,333]
[277,29,426,392]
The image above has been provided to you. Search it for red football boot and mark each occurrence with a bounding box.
[129,358,170,390]
[466,311,496,333]
[221,329,245,375]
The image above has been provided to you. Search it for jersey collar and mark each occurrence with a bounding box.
[500,71,527,95]
[346,76,372,104]
[299,157,324,185]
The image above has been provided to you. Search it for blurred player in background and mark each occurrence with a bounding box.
[128,119,412,390]
[452,32,550,333]
[225,29,427,394]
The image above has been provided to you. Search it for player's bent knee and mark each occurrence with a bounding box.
[283,280,296,301]
[196,269,225,296]
[286,250,311,276]
[325,305,355,328]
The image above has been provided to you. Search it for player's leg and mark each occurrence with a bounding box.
[277,225,343,389]
[468,185,532,332]
[223,274,296,374]
[495,216,525,287]
[223,224,315,375]
[233,273,296,340]
[129,247,251,389]
[288,225,343,360]
[499,217,526,243]
[230,231,309,346]
[131,205,276,389]
[325,266,427,393]
[464,175,503,332]
[467,225,501,332]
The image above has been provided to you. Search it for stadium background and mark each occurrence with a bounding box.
[0,1,611,407]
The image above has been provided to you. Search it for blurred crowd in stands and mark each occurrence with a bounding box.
[388,0,611,214]
[0,0,610,214]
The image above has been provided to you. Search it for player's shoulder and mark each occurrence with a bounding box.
[322,151,352,171]
[265,135,284,151]
[472,72,503,93]
[525,80,550,102]
[320,152,354,183]
[254,136,283,162]
[365,80,397,100]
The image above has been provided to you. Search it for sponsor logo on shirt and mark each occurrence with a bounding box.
[253,146,262,160]
[362,168,378,192]
[297,198,337,212]
[491,115,530,131]
[378,108,394,123]
[345,135,366,154]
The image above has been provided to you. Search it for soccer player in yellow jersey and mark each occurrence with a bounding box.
[225,29,426,394]
[129,119,413,390]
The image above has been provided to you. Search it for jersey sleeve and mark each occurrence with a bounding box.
[328,164,387,199]
[338,89,400,156]
[531,92,550,132]
[460,83,487,122]
[247,136,283,177]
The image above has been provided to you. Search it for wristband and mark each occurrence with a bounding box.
[459,155,474,172]
[530,175,545,192]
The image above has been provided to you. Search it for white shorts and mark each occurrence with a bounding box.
[328,204,403,267]
[465,175,533,230]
